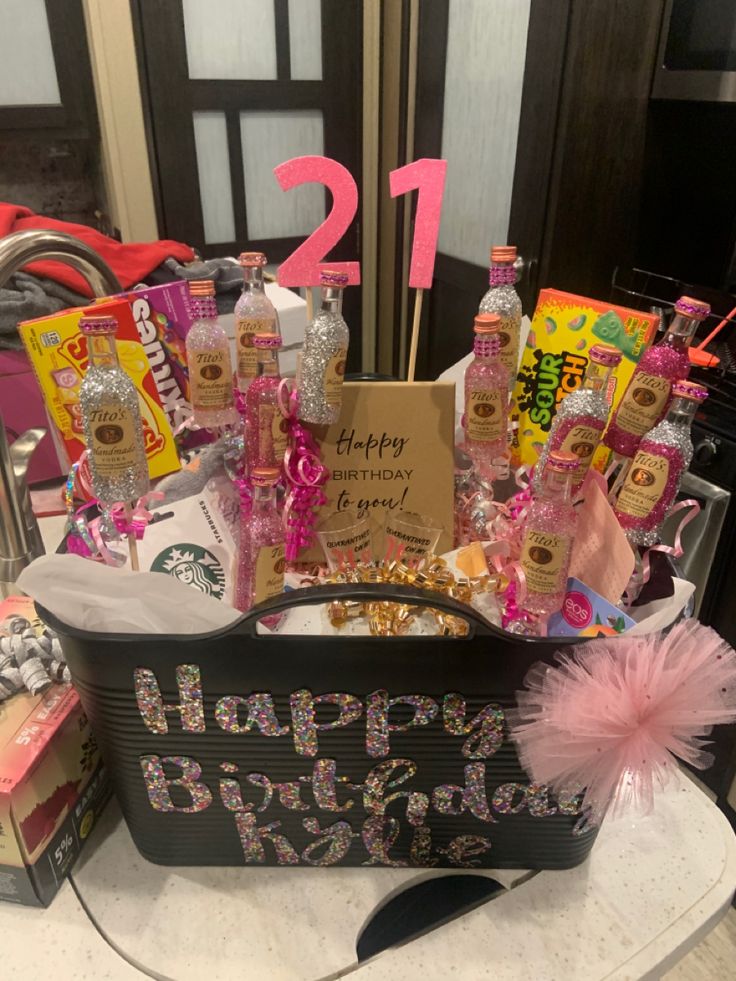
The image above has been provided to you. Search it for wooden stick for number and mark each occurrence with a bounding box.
[407,287,424,383]
[125,502,140,572]
[305,286,314,325]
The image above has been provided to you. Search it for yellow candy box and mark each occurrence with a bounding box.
[512,289,659,469]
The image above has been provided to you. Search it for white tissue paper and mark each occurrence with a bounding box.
[18,554,241,634]
[627,577,696,635]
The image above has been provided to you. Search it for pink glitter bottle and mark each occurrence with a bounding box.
[186,280,238,429]
[520,450,578,617]
[603,295,710,459]
[534,343,622,494]
[234,251,280,393]
[244,333,287,472]
[235,466,285,624]
[614,380,707,546]
[463,313,510,479]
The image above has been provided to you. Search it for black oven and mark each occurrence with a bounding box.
[653,0,736,102]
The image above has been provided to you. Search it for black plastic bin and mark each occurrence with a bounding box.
[41,583,599,870]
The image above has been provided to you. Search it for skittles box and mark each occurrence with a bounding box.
[20,298,180,480]
[512,289,659,469]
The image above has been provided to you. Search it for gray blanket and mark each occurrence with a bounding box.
[0,271,86,348]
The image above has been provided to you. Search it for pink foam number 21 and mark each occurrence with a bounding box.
[274,155,361,287]
[389,158,447,289]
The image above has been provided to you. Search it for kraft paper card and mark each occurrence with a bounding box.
[303,381,455,562]
[569,479,636,603]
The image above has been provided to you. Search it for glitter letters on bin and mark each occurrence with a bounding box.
[235,812,300,864]
[442,694,505,759]
[140,755,213,812]
[431,763,496,823]
[300,818,356,865]
[215,693,290,736]
[366,691,438,758]
[134,665,205,734]
[289,690,363,756]
[437,835,493,868]
[363,759,429,827]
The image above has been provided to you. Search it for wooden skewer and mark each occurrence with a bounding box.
[305,286,314,325]
[125,502,140,571]
[407,287,424,383]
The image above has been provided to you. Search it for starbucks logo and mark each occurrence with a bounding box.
[632,387,656,407]
[151,544,226,599]
[95,424,123,445]
[201,364,223,381]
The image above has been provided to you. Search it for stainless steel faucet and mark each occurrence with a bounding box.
[0,229,122,596]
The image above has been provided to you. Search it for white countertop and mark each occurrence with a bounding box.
[3,771,732,980]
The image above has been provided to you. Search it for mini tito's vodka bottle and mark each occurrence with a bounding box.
[520,450,578,617]
[78,314,149,505]
[604,295,709,459]
[479,245,522,382]
[534,343,622,494]
[298,270,350,425]
[234,251,280,393]
[614,379,707,547]
[463,313,510,478]
[186,279,238,428]
[235,466,285,624]
[245,333,287,471]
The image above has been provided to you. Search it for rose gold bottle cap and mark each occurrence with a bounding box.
[473,313,501,334]
[490,245,517,263]
[547,450,579,473]
[589,343,622,367]
[253,332,282,349]
[675,296,710,320]
[188,279,216,297]
[238,252,267,267]
[251,466,280,486]
[320,270,349,288]
[672,379,708,402]
[79,315,118,335]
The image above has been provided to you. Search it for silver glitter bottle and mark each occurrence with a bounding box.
[298,270,350,425]
[78,314,149,504]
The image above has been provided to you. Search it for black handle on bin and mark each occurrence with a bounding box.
[235,582,498,638]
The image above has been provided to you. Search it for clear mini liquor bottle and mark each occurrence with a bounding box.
[185,279,238,429]
[479,245,522,382]
[233,252,280,393]
[603,295,710,458]
[463,313,510,479]
[78,314,149,505]
[534,343,622,494]
[298,270,350,425]
[614,380,707,547]
[520,450,578,617]
[245,333,287,472]
[235,466,285,626]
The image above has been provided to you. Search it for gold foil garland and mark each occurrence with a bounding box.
[309,557,508,637]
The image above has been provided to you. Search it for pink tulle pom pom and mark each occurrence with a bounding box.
[509,620,736,824]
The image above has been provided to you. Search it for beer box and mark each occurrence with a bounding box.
[512,290,659,469]
[20,299,180,481]
[0,598,110,907]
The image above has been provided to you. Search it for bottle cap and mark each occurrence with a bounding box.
[251,466,280,486]
[490,245,517,263]
[238,252,267,268]
[473,313,501,334]
[672,379,708,402]
[189,279,216,297]
[547,450,579,473]
[320,270,349,288]
[253,332,282,349]
[79,315,118,335]
[675,296,710,321]
[589,343,622,367]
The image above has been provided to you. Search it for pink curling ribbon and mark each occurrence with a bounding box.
[622,498,701,607]
[109,491,165,540]
[277,379,330,561]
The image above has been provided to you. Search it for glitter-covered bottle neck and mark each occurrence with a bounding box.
[473,334,501,358]
[488,264,516,287]
[256,349,280,377]
[539,466,573,504]
[252,484,277,509]
[190,296,218,320]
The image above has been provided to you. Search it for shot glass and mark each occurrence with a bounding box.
[316,510,373,571]
[383,511,443,567]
